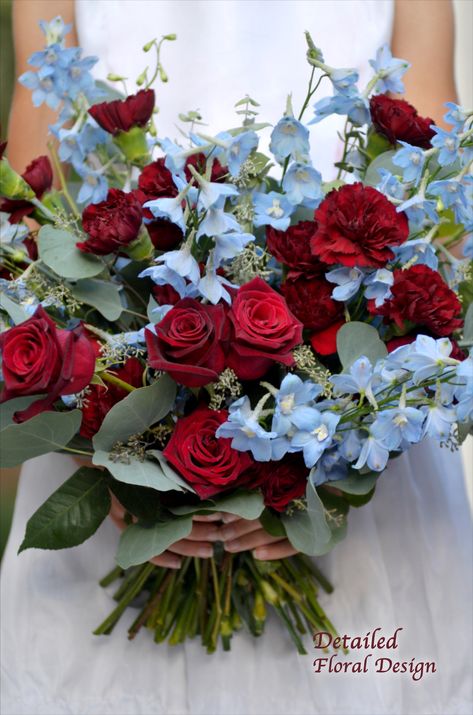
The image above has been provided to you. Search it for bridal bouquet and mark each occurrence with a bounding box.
[1,17,472,654]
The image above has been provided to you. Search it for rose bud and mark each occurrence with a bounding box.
[369,94,435,149]
[145,298,229,387]
[281,272,343,331]
[0,306,96,422]
[77,188,152,258]
[163,405,253,498]
[369,265,463,337]
[1,155,52,223]
[311,183,409,268]
[266,221,325,272]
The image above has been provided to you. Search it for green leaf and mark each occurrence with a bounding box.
[326,470,378,495]
[147,295,159,323]
[146,450,195,492]
[70,279,123,321]
[168,489,264,520]
[259,508,287,537]
[93,450,183,492]
[0,395,44,430]
[38,225,104,279]
[318,490,349,548]
[18,467,110,552]
[0,410,82,467]
[282,482,331,556]
[0,292,29,324]
[93,374,176,451]
[364,150,397,187]
[463,303,473,342]
[337,321,387,370]
[458,420,473,444]
[341,487,376,508]
[108,480,164,522]
[116,517,193,568]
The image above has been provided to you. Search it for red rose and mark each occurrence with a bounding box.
[77,188,143,255]
[80,357,143,439]
[266,221,324,272]
[241,454,309,512]
[226,277,303,380]
[311,183,409,268]
[145,298,228,387]
[88,89,155,135]
[163,405,253,498]
[1,156,53,223]
[310,320,345,356]
[369,265,463,337]
[281,272,343,331]
[369,94,435,149]
[152,283,181,306]
[0,306,95,422]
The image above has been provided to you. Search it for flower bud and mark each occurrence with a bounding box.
[163,33,177,41]
[0,159,35,201]
[125,230,154,260]
[113,126,150,164]
[107,73,128,82]
[143,39,156,52]
[136,69,148,87]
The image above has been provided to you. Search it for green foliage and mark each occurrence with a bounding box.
[116,516,193,568]
[0,410,82,467]
[337,321,387,370]
[70,279,123,321]
[93,450,184,492]
[38,226,104,279]
[0,292,30,324]
[169,489,264,520]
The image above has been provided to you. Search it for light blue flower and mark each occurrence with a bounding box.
[226,131,259,177]
[430,126,461,166]
[369,45,410,94]
[443,102,467,131]
[197,253,234,304]
[216,396,277,461]
[213,231,254,263]
[271,374,323,436]
[337,428,363,462]
[39,15,72,45]
[196,203,241,239]
[376,169,405,201]
[154,245,200,285]
[291,410,340,468]
[282,162,323,208]
[144,196,186,233]
[331,356,378,407]
[57,128,84,164]
[75,166,108,204]
[19,71,62,109]
[29,44,78,71]
[397,194,439,228]
[270,116,310,164]
[252,191,295,231]
[396,334,459,384]
[391,239,438,270]
[160,138,188,174]
[392,142,425,184]
[353,425,390,472]
[421,404,456,441]
[454,357,473,422]
[328,68,359,95]
[363,269,393,307]
[428,180,468,223]
[311,90,370,127]
[311,448,349,486]
[0,213,29,244]
[326,267,364,301]
[195,177,238,212]
[372,407,425,450]
[139,265,187,298]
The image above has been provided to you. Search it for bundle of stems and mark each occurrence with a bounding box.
[94,549,337,654]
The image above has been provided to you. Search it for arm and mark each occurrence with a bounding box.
[7,0,77,172]
[391,0,457,126]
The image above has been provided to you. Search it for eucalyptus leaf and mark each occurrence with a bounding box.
[38,225,104,279]
[18,467,110,552]
[364,150,397,187]
[169,489,264,519]
[147,295,160,323]
[0,395,44,430]
[70,279,123,321]
[282,481,332,556]
[0,410,82,467]
[146,450,194,492]
[337,321,387,371]
[457,420,473,444]
[93,450,183,492]
[326,471,378,495]
[463,303,473,342]
[93,374,176,451]
[259,508,287,537]
[116,517,193,568]
[0,292,29,324]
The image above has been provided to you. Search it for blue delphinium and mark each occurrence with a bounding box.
[145,196,187,233]
[282,163,323,208]
[376,169,405,201]
[328,68,359,95]
[421,404,457,441]
[454,357,473,422]
[225,131,259,177]
[371,406,425,451]
[391,239,438,271]
[443,102,467,131]
[363,269,393,307]
[331,356,380,407]
[311,90,370,127]
[269,116,310,164]
[430,126,461,166]
[392,142,425,184]
[369,45,410,94]
[215,396,277,461]
[75,166,108,204]
[428,180,468,224]
[311,448,349,486]
[353,423,390,472]
[271,374,323,436]
[326,267,364,301]
[387,335,459,384]
[290,410,340,468]
[252,191,295,230]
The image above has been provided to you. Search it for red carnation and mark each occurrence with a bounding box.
[88,89,155,136]
[281,272,343,331]
[163,405,253,498]
[311,183,409,268]
[1,156,53,224]
[80,358,143,439]
[266,221,325,272]
[138,158,178,199]
[134,167,183,251]
[310,320,345,356]
[145,298,229,387]
[77,188,143,255]
[226,277,303,381]
[184,153,227,183]
[369,265,463,337]
[0,306,95,422]
[369,94,435,149]
[241,454,309,512]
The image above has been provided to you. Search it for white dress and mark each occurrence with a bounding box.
[1,2,472,714]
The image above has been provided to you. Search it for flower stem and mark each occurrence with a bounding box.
[101,371,137,392]
[47,141,80,218]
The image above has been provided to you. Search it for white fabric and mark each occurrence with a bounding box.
[1,1,472,713]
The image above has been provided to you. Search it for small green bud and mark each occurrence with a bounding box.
[107,73,128,82]
[0,158,35,201]
[136,68,148,86]
[113,126,150,164]
[158,65,168,83]
[125,230,153,261]
[142,39,156,52]
[163,33,177,41]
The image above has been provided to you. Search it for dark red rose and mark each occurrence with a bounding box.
[226,277,303,380]
[369,265,463,337]
[0,306,96,422]
[146,217,183,251]
[311,183,409,268]
[79,357,143,439]
[152,283,181,306]
[310,320,345,355]
[163,405,253,498]
[266,221,325,272]
[145,298,229,387]
[241,454,309,512]
[1,156,53,223]
[88,89,155,135]
[281,272,343,331]
[77,188,143,255]
[369,94,435,149]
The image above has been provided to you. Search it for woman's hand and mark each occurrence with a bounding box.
[218,514,298,560]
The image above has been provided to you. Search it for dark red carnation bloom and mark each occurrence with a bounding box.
[369,94,435,149]
[88,89,155,136]
[184,153,227,183]
[77,188,143,255]
[266,221,325,272]
[138,158,178,199]
[241,454,309,512]
[1,156,53,223]
[310,320,345,356]
[152,283,181,306]
[80,357,143,439]
[311,183,409,268]
[0,306,95,422]
[281,272,343,331]
[145,298,229,387]
[226,277,303,381]
[163,405,253,498]
[369,265,463,337]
